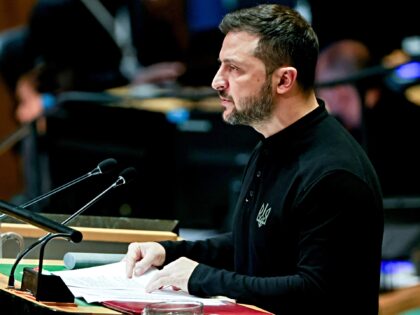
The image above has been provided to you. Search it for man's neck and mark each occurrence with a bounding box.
[253,91,318,138]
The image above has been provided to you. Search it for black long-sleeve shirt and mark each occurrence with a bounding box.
[161,101,384,314]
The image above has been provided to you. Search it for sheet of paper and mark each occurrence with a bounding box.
[54,261,154,289]
[53,261,228,305]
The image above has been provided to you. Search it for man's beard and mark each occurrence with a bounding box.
[222,79,274,126]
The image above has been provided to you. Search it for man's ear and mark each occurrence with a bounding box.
[273,67,297,94]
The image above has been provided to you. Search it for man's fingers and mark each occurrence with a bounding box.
[145,273,172,293]
[144,264,188,293]
[125,242,166,278]
[125,254,137,278]
[125,243,142,278]
[133,255,155,277]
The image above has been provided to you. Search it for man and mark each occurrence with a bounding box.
[0,0,186,207]
[314,39,379,147]
[12,0,187,123]
[125,4,384,314]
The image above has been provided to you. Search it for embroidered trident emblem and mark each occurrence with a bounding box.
[256,203,271,227]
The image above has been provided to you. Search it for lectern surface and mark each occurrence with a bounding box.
[0,259,121,314]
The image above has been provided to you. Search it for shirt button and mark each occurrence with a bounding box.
[249,190,254,197]
[256,171,261,178]
[245,198,249,203]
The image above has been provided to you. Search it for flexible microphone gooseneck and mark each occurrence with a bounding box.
[61,167,137,226]
[7,167,137,289]
[0,158,118,221]
[20,158,118,208]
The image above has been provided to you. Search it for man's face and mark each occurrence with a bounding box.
[212,31,274,126]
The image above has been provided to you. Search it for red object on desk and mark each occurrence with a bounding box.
[102,300,272,315]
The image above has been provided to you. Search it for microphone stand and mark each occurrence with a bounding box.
[61,175,125,226]
[6,184,116,290]
[8,173,128,288]
[0,200,83,302]
[6,167,136,302]
[20,233,75,302]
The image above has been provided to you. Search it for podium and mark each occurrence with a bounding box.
[0,213,179,259]
[0,213,178,314]
[0,259,122,315]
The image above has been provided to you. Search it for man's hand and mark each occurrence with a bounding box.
[125,242,166,278]
[145,257,198,293]
[15,76,43,123]
[132,62,186,85]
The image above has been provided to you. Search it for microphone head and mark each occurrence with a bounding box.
[119,167,137,185]
[97,158,118,174]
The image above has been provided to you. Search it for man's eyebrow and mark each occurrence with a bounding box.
[219,58,239,64]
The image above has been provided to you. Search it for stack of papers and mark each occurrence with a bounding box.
[53,261,228,305]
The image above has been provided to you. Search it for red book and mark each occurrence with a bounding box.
[102,300,273,315]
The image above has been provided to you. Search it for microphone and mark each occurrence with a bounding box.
[0,200,83,301]
[0,158,118,221]
[20,157,118,208]
[7,167,137,292]
[59,166,137,226]
[0,200,82,243]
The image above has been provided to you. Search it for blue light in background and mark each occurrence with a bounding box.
[395,61,420,81]
[386,61,420,91]
[166,108,190,124]
[381,260,415,274]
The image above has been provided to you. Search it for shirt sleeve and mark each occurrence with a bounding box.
[159,232,234,269]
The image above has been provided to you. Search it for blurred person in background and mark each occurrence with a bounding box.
[315,39,378,145]
[315,38,420,198]
[9,0,188,124]
[0,0,188,204]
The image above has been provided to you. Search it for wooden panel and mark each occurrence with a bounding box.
[379,285,420,315]
[0,0,36,199]
[0,223,178,243]
[0,78,23,200]
[0,0,36,30]
[0,222,179,259]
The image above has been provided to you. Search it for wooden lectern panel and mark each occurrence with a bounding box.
[1,222,178,259]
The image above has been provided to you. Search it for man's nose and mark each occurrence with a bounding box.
[211,70,227,91]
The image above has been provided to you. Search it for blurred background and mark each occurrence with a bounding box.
[0,0,420,262]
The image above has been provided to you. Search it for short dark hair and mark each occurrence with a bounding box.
[219,4,319,91]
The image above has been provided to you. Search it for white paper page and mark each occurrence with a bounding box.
[52,261,230,305]
[53,261,156,289]
[67,286,226,305]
